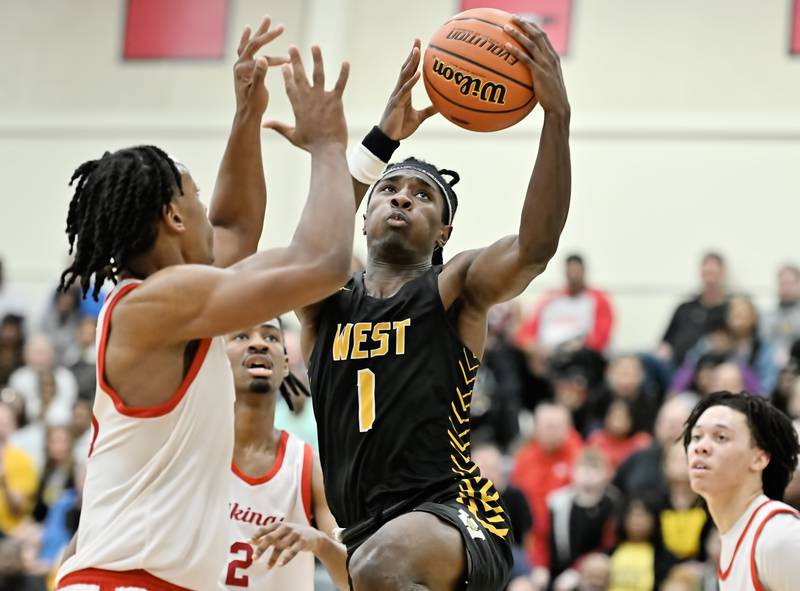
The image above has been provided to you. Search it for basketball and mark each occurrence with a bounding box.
[423,8,537,132]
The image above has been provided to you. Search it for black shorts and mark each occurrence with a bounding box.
[343,497,513,591]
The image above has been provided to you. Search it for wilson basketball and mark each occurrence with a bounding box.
[423,8,537,132]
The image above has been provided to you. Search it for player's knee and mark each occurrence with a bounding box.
[350,540,413,591]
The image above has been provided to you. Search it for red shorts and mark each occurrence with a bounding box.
[58,569,190,591]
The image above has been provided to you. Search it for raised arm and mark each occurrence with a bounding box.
[210,17,288,268]
[448,18,571,311]
[119,46,355,345]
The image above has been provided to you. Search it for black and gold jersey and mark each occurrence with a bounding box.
[308,267,508,540]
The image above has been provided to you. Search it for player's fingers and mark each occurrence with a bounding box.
[237,25,252,57]
[332,61,350,96]
[397,70,421,97]
[511,15,551,56]
[251,522,282,542]
[288,46,309,88]
[502,25,538,58]
[254,15,273,38]
[279,63,298,98]
[253,57,268,85]
[262,120,294,139]
[250,23,285,53]
[504,43,536,70]
[266,545,287,569]
[276,541,305,567]
[311,45,324,88]
[265,55,290,66]
[418,104,439,122]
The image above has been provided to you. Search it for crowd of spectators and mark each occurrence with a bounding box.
[0,252,798,590]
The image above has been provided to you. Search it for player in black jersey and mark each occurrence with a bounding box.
[273,18,569,591]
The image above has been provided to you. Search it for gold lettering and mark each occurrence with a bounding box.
[393,319,411,355]
[351,322,371,359]
[332,323,352,361]
[371,322,391,358]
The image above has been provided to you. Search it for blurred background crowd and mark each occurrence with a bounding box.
[0,250,798,590]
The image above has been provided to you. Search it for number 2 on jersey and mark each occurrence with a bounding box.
[225,541,254,587]
[357,368,375,432]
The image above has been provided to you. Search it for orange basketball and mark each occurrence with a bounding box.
[423,8,537,132]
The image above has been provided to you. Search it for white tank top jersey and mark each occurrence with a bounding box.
[221,430,315,591]
[57,279,236,590]
[718,494,800,591]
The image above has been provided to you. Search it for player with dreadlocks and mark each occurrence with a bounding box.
[683,391,800,590]
[221,317,347,590]
[268,18,571,591]
[55,17,356,591]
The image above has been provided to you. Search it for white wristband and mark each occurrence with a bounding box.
[348,143,388,185]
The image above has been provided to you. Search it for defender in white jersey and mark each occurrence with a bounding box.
[222,318,347,590]
[54,19,357,590]
[684,391,800,591]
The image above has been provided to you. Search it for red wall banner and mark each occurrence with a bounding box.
[124,0,228,60]
[460,0,573,55]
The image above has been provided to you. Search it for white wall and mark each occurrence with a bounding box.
[1,0,798,349]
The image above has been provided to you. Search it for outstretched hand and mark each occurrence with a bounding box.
[378,39,438,141]
[233,15,288,116]
[503,17,570,117]
[262,46,350,152]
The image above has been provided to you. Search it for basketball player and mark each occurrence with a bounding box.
[684,391,800,590]
[54,18,357,590]
[222,318,347,590]
[275,18,570,591]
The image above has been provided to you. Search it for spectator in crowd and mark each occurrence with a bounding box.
[535,448,620,591]
[762,264,800,367]
[771,357,799,416]
[472,303,526,450]
[589,354,659,437]
[550,346,606,437]
[658,252,729,366]
[660,564,702,591]
[39,287,83,367]
[473,443,533,582]
[32,426,74,524]
[0,402,37,535]
[656,443,711,565]
[724,294,777,393]
[8,334,77,426]
[613,393,697,498]
[708,362,748,394]
[0,314,25,387]
[70,399,94,461]
[64,316,96,402]
[0,538,43,591]
[609,496,670,591]
[516,254,614,355]
[512,403,584,569]
[697,528,721,591]
[37,462,85,576]
[0,259,27,321]
[577,553,611,591]
[587,398,652,471]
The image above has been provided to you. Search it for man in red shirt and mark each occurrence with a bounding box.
[511,403,584,570]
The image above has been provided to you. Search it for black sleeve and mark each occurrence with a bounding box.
[661,303,684,346]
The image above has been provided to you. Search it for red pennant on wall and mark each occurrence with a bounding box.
[124,0,229,60]
[460,0,573,55]
[792,0,800,54]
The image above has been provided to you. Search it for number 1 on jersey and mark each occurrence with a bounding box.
[357,368,375,432]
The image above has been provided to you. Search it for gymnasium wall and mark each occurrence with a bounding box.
[1,0,798,350]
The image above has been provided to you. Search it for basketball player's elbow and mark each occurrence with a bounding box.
[518,235,558,268]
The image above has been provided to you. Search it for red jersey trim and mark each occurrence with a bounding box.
[231,431,289,485]
[718,499,773,580]
[88,414,99,458]
[58,568,190,590]
[749,507,800,591]
[97,283,212,418]
[301,443,313,523]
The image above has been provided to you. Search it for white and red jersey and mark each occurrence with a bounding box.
[718,494,800,591]
[221,430,314,591]
[57,279,235,591]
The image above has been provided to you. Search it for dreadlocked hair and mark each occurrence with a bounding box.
[58,146,184,300]
[682,391,800,500]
